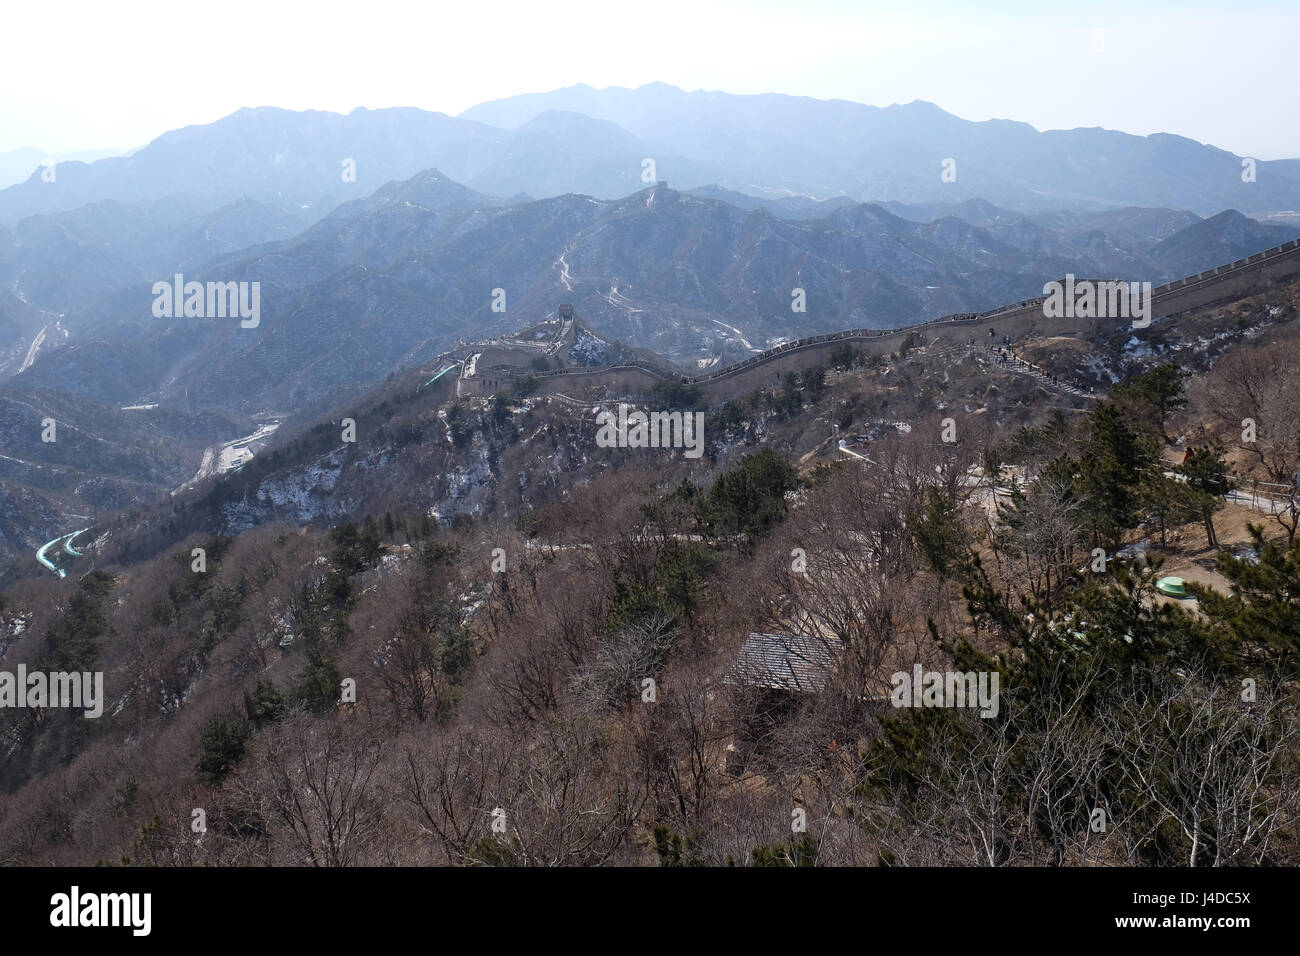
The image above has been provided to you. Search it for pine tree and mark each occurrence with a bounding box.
[1178,444,1230,548]
[1193,524,1300,672]
[1129,363,1190,441]
[1076,403,1156,547]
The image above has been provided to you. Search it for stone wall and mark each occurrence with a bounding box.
[463,240,1300,403]
[1149,239,1300,315]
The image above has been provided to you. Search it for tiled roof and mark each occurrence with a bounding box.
[728,631,839,692]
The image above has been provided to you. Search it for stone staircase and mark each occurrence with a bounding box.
[989,347,1094,398]
[920,343,1095,399]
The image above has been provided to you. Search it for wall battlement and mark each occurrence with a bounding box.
[455,238,1300,402]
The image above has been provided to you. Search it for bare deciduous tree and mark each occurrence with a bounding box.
[236,713,386,866]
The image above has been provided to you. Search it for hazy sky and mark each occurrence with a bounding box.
[3,0,1296,158]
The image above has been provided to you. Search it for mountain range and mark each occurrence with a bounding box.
[1,82,1299,577]
[4,83,1300,228]
[0,146,126,190]
[8,176,1293,412]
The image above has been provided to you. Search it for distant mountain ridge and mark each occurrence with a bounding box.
[3,83,1298,230]
[0,146,126,190]
[0,84,1297,556]
[460,82,1300,217]
[12,172,1297,424]
[1,180,1295,580]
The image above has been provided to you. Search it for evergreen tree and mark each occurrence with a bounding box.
[40,573,114,673]
[1128,363,1190,440]
[1137,468,1197,548]
[1178,444,1230,547]
[243,680,287,728]
[909,487,971,578]
[195,713,252,785]
[699,448,800,541]
[294,647,343,714]
[1076,403,1155,547]
[1192,524,1300,672]
[801,365,827,402]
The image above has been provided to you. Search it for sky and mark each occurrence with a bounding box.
[2,0,1296,159]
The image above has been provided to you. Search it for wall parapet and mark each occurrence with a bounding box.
[472,237,1300,396]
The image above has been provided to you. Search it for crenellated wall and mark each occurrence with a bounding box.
[457,239,1300,403]
[1147,238,1300,314]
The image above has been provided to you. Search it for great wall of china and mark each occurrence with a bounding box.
[454,238,1300,403]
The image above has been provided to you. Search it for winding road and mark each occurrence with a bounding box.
[36,528,89,578]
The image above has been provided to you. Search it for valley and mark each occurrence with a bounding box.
[2,59,1300,883]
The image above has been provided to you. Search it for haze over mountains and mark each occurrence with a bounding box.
[1,81,1298,575]
[7,176,1295,410]
[0,146,126,191]
[12,0,1300,891]
[4,82,1300,226]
